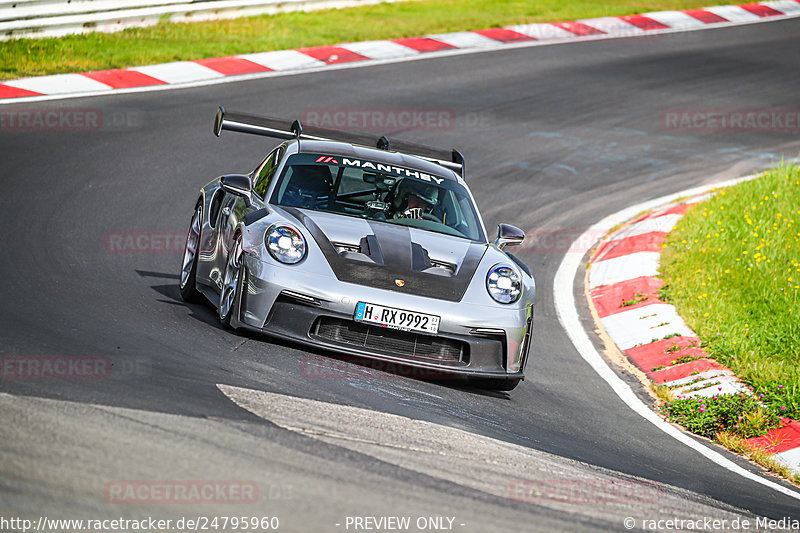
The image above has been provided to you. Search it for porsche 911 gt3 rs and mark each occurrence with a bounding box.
[179,107,535,390]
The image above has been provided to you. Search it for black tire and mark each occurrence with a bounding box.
[218,233,244,329]
[179,204,203,303]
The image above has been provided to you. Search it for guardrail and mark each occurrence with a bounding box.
[0,0,403,40]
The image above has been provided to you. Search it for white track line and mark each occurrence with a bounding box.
[553,172,800,501]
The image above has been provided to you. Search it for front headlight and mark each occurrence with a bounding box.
[265,224,306,264]
[486,265,521,304]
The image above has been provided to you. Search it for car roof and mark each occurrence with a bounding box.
[293,140,460,183]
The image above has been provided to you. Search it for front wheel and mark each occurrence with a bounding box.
[179,204,203,303]
[219,233,244,329]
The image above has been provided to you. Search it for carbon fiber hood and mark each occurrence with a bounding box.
[282,207,487,303]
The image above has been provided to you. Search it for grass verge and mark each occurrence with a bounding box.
[662,392,780,439]
[648,163,800,484]
[659,162,800,421]
[2,0,716,80]
[652,387,798,485]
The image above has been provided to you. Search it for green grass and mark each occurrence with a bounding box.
[662,394,779,439]
[653,386,797,484]
[2,0,717,80]
[659,162,800,420]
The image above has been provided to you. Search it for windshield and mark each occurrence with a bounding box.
[271,153,485,241]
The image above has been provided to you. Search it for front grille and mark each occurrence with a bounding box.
[313,317,464,362]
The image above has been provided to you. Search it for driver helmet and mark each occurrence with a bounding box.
[394,179,439,212]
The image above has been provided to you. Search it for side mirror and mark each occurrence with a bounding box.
[220,174,254,207]
[494,223,524,249]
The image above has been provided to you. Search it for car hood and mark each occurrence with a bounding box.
[280,207,487,303]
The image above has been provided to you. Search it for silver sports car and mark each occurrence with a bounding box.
[179,107,535,390]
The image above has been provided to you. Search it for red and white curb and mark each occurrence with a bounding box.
[587,191,800,475]
[2,1,800,103]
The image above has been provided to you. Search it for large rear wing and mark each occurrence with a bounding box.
[213,106,465,177]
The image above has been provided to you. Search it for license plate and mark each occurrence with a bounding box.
[355,302,440,335]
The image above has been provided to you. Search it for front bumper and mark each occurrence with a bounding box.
[236,255,533,377]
